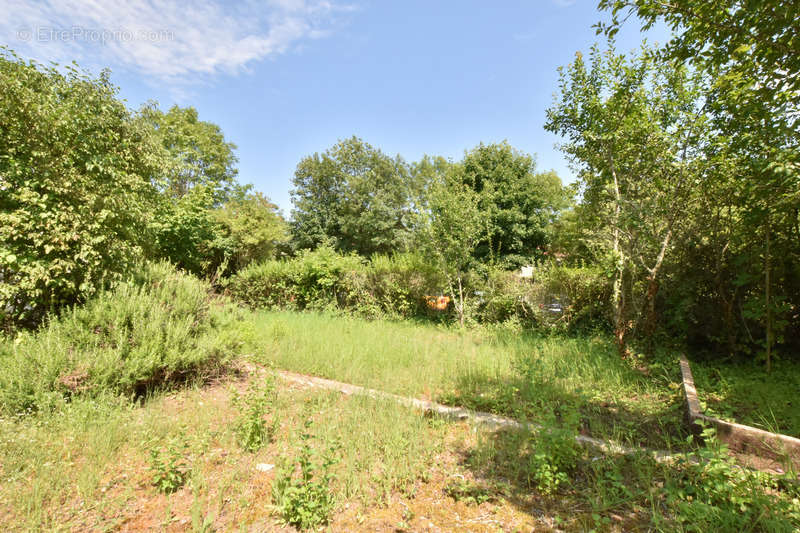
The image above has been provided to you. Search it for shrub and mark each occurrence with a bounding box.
[0,49,164,331]
[366,253,446,319]
[226,248,445,320]
[538,264,610,332]
[474,263,610,333]
[0,262,246,414]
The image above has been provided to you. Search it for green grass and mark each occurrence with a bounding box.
[692,358,800,437]
[0,378,449,531]
[247,310,688,449]
[247,310,514,398]
[2,298,798,531]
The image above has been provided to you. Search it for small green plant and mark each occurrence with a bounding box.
[272,418,340,529]
[443,479,493,505]
[664,423,800,531]
[230,375,277,452]
[526,408,582,495]
[149,436,190,494]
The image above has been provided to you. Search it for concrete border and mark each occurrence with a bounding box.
[266,367,680,461]
[679,355,800,469]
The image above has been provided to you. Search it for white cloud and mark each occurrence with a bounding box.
[0,0,349,81]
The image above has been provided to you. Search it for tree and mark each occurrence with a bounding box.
[214,192,289,271]
[140,104,241,205]
[459,142,570,268]
[420,165,485,327]
[545,44,710,355]
[151,187,287,278]
[0,49,164,330]
[599,1,800,367]
[290,137,413,256]
[149,186,228,277]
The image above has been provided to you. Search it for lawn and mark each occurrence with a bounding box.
[2,308,798,532]
[247,310,689,450]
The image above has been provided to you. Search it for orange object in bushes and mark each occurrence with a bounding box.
[425,295,450,311]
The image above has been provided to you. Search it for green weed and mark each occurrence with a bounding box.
[230,375,277,452]
[149,435,191,494]
[272,418,341,529]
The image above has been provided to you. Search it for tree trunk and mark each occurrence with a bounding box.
[458,275,466,327]
[610,167,627,357]
[765,215,772,373]
[642,229,672,340]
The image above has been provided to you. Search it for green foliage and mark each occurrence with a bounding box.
[214,191,288,271]
[226,248,445,320]
[595,3,800,361]
[473,263,610,332]
[151,187,287,278]
[664,424,799,532]
[148,435,191,494]
[230,376,278,452]
[0,49,164,330]
[525,409,583,495]
[418,163,484,326]
[443,479,493,505]
[140,104,240,204]
[460,142,570,267]
[150,186,230,277]
[0,262,245,415]
[272,418,340,530]
[545,43,710,354]
[290,136,413,256]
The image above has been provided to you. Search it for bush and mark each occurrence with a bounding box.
[226,248,445,320]
[227,249,610,332]
[0,262,246,414]
[473,263,610,332]
[0,49,164,331]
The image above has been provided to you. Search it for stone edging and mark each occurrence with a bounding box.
[270,367,677,462]
[679,355,800,468]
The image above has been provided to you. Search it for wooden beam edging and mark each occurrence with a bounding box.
[271,368,676,463]
[679,355,800,469]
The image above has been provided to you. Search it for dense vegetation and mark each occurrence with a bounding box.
[1,1,798,530]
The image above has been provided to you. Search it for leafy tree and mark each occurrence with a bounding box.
[149,186,228,278]
[420,164,485,326]
[599,1,800,366]
[140,104,240,205]
[214,192,289,271]
[597,1,800,104]
[460,142,570,268]
[0,49,164,330]
[151,187,287,278]
[545,44,710,355]
[290,137,413,256]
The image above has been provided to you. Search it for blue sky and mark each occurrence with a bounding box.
[3,0,668,213]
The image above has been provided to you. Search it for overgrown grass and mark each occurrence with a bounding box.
[692,358,800,437]
[1,292,798,531]
[0,376,449,531]
[248,310,688,449]
[3,367,797,532]
[248,310,514,398]
[0,262,249,415]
